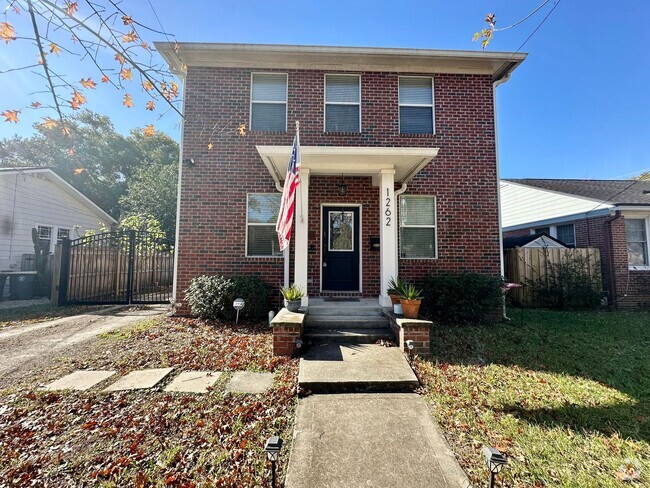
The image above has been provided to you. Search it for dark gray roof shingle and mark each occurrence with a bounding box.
[504,178,650,205]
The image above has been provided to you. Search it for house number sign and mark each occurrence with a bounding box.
[385,188,392,226]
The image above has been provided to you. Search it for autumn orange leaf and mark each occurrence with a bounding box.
[0,22,16,43]
[142,80,154,91]
[80,78,96,89]
[123,94,134,108]
[66,1,78,16]
[49,43,62,55]
[122,15,133,25]
[237,123,246,136]
[122,30,138,43]
[70,90,87,110]
[207,142,213,150]
[145,100,155,111]
[31,101,41,108]
[142,125,155,137]
[41,117,58,129]
[140,42,150,51]
[2,110,20,123]
[120,68,133,81]
[115,53,125,65]
[101,75,110,83]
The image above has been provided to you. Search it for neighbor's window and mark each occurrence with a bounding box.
[37,225,52,253]
[534,227,550,235]
[399,77,434,134]
[325,74,360,132]
[57,228,70,244]
[556,223,575,246]
[247,193,282,257]
[399,195,437,258]
[251,73,287,131]
[626,218,648,266]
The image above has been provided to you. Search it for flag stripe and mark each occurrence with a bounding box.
[276,131,301,251]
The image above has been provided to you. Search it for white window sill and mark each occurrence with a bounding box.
[628,266,650,271]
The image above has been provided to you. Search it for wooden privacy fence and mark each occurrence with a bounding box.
[504,247,601,306]
[52,230,174,305]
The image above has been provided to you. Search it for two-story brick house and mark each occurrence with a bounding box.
[155,43,525,312]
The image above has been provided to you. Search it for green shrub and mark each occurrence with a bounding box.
[185,275,271,321]
[419,272,504,324]
[527,252,601,310]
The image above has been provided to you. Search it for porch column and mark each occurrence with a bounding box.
[379,168,397,307]
[294,168,310,306]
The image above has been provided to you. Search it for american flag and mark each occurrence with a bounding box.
[276,129,301,251]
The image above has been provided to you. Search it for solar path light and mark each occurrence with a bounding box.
[482,446,507,488]
[233,298,245,325]
[264,436,283,487]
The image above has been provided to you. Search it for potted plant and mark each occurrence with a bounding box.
[387,276,405,314]
[399,283,424,319]
[280,284,304,312]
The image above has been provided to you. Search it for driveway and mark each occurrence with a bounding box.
[0,305,166,388]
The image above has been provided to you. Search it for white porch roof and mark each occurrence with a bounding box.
[256,145,440,186]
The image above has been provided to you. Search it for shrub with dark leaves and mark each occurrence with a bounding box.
[419,272,504,325]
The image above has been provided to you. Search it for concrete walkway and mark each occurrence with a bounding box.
[287,345,470,488]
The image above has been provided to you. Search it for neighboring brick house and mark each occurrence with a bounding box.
[501,178,650,308]
[156,43,526,313]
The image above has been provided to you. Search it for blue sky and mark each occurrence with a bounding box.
[1,0,648,179]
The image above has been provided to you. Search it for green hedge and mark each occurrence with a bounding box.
[185,275,271,321]
[419,272,503,325]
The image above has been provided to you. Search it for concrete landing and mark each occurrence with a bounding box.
[104,367,174,392]
[225,371,274,394]
[285,393,470,488]
[164,371,221,393]
[298,344,419,393]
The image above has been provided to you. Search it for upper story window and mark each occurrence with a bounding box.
[325,74,360,133]
[247,193,282,257]
[399,77,434,135]
[251,73,287,131]
[626,218,649,267]
[399,195,437,259]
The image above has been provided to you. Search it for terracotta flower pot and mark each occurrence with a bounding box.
[389,294,401,305]
[400,299,421,319]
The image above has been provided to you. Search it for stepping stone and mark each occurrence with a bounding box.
[225,371,274,394]
[298,344,419,393]
[104,367,174,392]
[164,371,222,393]
[44,370,116,391]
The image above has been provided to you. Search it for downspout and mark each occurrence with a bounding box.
[171,74,187,311]
[493,72,511,319]
[603,210,621,307]
[394,183,408,278]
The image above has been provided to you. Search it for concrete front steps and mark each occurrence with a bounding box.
[304,298,393,345]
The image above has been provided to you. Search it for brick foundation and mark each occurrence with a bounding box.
[270,309,305,356]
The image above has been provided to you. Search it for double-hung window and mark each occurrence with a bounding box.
[325,74,360,132]
[399,196,437,258]
[246,193,282,257]
[251,73,287,131]
[399,77,434,134]
[37,225,52,254]
[626,218,649,267]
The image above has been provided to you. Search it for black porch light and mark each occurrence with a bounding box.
[338,174,347,196]
[482,446,507,488]
[264,436,284,487]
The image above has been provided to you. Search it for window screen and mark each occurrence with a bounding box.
[399,77,434,134]
[247,193,282,257]
[325,75,360,132]
[399,196,437,258]
[251,73,287,131]
[626,219,648,266]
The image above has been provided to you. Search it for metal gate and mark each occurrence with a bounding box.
[59,230,174,305]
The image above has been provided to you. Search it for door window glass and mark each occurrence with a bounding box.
[329,211,354,251]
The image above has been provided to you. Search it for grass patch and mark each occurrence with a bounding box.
[416,309,650,487]
[99,319,158,340]
[0,317,298,486]
[0,304,102,329]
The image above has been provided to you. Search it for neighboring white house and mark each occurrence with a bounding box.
[0,167,117,271]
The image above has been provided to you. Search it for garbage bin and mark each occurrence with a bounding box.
[9,272,37,300]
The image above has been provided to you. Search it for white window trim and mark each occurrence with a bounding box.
[398,76,436,135]
[249,72,288,132]
[626,216,650,270]
[36,224,70,254]
[245,192,283,259]
[399,195,438,259]
[324,73,362,133]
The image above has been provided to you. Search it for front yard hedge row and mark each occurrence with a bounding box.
[185,275,271,321]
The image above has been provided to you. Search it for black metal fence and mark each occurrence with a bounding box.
[58,230,174,305]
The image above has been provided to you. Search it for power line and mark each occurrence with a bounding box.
[513,0,563,54]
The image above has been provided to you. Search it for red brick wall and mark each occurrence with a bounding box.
[175,67,500,313]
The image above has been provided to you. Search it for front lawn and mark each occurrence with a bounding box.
[0,318,298,486]
[415,309,650,487]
